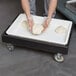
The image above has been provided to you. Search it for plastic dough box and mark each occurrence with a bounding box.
[57,0,76,24]
[2,14,72,57]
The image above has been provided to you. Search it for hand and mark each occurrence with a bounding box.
[43,17,51,31]
[27,16,34,31]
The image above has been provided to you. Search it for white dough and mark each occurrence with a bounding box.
[55,26,67,34]
[22,21,44,35]
[32,24,44,35]
[22,21,28,29]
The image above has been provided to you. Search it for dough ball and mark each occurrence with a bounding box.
[32,24,44,35]
[22,21,44,35]
[55,26,67,34]
[22,21,28,26]
[22,21,28,29]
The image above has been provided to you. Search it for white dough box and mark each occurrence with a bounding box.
[2,14,73,58]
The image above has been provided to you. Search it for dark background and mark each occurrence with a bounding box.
[0,0,76,76]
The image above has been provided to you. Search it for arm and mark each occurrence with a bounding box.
[43,0,57,30]
[21,0,31,18]
[21,0,33,31]
[48,0,57,18]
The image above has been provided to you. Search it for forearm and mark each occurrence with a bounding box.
[21,0,31,18]
[48,0,57,18]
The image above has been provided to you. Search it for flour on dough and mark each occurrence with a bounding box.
[22,21,44,35]
[21,21,29,30]
[55,26,67,34]
[32,24,44,35]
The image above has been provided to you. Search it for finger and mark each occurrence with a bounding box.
[29,24,33,32]
[42,26,47,32]
[28,21,34,31]
[29,26,31,31]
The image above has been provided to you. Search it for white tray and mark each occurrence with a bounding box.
[6,14,72,45]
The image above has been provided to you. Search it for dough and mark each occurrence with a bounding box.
[32,24,44,35]
[22,21,44,35]
[22,21,28,29]
[55,26,67,34]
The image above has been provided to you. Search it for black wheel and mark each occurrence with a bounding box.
[6,43,14,51]
[54,53,64,63]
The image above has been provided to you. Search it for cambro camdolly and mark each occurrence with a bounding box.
[2,14,73,62]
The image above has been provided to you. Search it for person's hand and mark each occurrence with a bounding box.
[27,16,34,31]
[43,17,51,31]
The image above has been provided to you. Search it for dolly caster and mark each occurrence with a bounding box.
[6,43,14,51]
[54,53,64,63]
